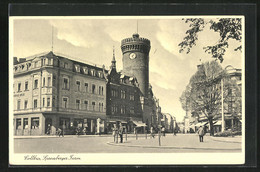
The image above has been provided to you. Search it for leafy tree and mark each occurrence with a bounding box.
[179,18,242,63]
[180,61,241,135]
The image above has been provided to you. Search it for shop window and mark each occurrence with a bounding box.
[47,98,50,107]
[18,83,21,92]
[76,81,80,91]
[23,118,28,129]
[25,81,28,90]
[16,118,21,129]
[31,118,39,129]
[24,100,28,109]
[63,97,68,108]
[76,99,80,110]
[59,118,70,129]
[17,100,21,110]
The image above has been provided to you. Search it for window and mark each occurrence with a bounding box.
[24,100,28,109]
[130,107,135,114]
[43,98,45,107]
[31,117,39,129]
[101,103,104,112]
[52,97,55,107]
[75,65,80,72]
[34,99,37,108]
[76,81,80,91]
[63,78,69,89]
[91,70,95,76]
[84,100,88,110]
[92,102,95,111]
[53,75,56,86]
[85,83,88,92]
[59,118,70,129]
[111,104,118,114]
[47,77,51,87]
[130,93,135,101]
[43,58,46,65]
[99,103,101,112]
[92,84,96,94]
[47,98,50,107]
[34,79,38,89]
[76,99,80,110]
[43,77,45,87]
[121,90,126,99]
[23,118,28,129]
[63,97,68,108]
[101,87,104,95]
[25,81,28,90]
[98,86,101,95]
[83,67,88,74]
[34,61,37,68]
[16,118,21,129]
[64,62,68,69]
[121,106,126,114]
[17,100,21,110]
[18,83,21,92]
[111,89,118,97]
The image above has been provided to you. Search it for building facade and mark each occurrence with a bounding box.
[13,52,106,135]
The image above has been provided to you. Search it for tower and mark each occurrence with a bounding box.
[121,33,151,97]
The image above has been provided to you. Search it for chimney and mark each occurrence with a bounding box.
[13,57,18,65]
[19,58,26,63]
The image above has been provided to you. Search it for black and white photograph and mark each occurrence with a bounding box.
[9,15,245,165]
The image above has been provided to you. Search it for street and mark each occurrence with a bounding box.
[13,134,242,153]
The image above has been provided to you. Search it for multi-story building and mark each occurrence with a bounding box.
[13,51,106,135]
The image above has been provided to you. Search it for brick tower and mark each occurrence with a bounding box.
[121,33,151,97]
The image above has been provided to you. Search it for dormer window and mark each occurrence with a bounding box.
[83,67,88,74]
[98,72,103,78]
[64,62,68,69]
[91,70,95,76]
[75,65,80,72]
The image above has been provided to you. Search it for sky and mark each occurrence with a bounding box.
[10,17,243,122]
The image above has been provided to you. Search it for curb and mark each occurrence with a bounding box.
[106,142,241,151]
[210,138,242,144]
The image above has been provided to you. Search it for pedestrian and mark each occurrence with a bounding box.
[47,124,51,135]
[57,127,62,137]
[112,124,117,142]
[162,127,165,136]
[62,124,66,137]
[173,128,177,136]
[197,126,205,142]
[150,126,155,138]
[118,124,123,143]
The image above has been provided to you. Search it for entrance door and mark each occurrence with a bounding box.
[45,118,52,134]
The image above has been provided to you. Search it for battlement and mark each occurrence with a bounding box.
[121,34,151,54]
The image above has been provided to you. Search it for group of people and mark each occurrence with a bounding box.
[112,124,124,143]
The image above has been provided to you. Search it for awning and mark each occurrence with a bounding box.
[195,122,208,127]
[133,121,146,127]
[214,121,222,126]
[108,120,117,123]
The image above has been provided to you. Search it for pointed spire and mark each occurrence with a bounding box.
[111,46,116,69]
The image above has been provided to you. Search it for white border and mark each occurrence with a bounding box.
[9,16,245,165]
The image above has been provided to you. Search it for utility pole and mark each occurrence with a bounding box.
[221,78,225,132]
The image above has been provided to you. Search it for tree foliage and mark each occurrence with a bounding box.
[179,18,242,63]
[180,61,241,135]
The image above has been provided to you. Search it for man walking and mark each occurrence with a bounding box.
[118,123,124,143]
[197,126,205,142]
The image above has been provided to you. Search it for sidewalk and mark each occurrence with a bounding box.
[210,136,242,143]
[107,134,242,151]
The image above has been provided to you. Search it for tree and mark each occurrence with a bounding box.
[179,18,242,63]
[180,61,241,136]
